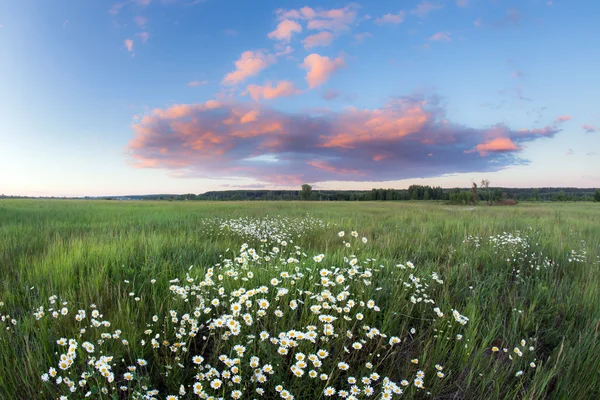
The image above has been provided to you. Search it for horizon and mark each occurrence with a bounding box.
[2,0,599,197]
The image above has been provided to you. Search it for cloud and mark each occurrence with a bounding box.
[511,70,523,78]
[302,32,334,49]
[124,39,134,52]
[276,5,358,33]
[127,94,565,184]
[136,32,149,43]
[244,81,300,101]
[301,54,345,89]
[456,0,469,7]
[429,32,451,42]
[187,80,208,87]
[322,89,340,101]
[474,18,483,27]
[133,16,147,28]
[375,12,406,25]
[134,0,150,5]
[268,19,302,43]
[222,50,275,85]
[223,29,238,36]
[469,137,521,156]
[565,148,574,156]
[275,45,294,57]
[354,32,372,43]
[582,124,598,133]
[109,2,128,15]
[479,9,522,29]
[554,115,571,123]
[411,1,443,18]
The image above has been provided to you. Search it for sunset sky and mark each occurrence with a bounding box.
[1,0,599,196]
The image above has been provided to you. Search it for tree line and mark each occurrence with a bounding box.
[126,185,600,203]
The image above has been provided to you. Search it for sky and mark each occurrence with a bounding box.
[1,0,599,197]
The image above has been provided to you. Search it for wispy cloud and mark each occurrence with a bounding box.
[375,12,405,25]
[134,16,147,28]
[135,32,149,43]
[222,50,275,85]
[267,19,302,43]
[127,94,565,184]
[223,29,238,36]
[187,80,208,87]
[302,32,334,49]
[244,81,301,101]
[565,148,574,156]
[554,115,571,123]
[301,54,345,89]
[411,1,443,18]
[456,0,469,7]
[582,124,598,133]
[276,5,358,33]
[429,32,451,42]
[354,32,372,43]
[109,2,128,15]
[322,88,340,101]
[124,39,134,52]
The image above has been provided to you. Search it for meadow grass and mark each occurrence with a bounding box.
[0,200,599,399]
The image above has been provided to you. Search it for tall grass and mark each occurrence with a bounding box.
[0,200,599,399]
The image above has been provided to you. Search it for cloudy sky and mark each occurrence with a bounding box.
[1,0,599,196]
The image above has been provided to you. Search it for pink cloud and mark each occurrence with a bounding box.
[411,1,443,18]
[136,32,149,43]
[277,5,358,33]
[302,32,334,49]
[301,54,345,89]
[134,0,150,5]
[354,32,372,43]
[470,137,521,156]
[375,12,405,25]
[222,50,275,85]
[566,148,574,156]
[429,32,451,41]
[474,18,483,27]
[244,81,300,101]
[307,160,361,176]
[268,19,302,42]
[554,115,571,123]
[124,39,134,52]
[322,88,340,101]
[275,45,294,57]
[134,16,147,28]
[109,2,127,15]
[582,124,598,133]
[456,0,469,7]
[126,95,564,184]
[187,80,208,87]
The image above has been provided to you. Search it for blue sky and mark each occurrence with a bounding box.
[1,0,599,196]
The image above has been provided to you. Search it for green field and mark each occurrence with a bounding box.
[1,200,599,399]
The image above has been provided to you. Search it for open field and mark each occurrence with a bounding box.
[1,200,599,399]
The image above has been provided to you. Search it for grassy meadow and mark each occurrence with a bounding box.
[0,200,599,399]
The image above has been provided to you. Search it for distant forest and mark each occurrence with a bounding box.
[4,185,589,203]
[3,186,600,203]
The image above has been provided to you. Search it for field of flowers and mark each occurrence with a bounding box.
[0,200,599,399]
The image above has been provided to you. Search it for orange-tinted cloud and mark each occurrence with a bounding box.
[375,12,405,25]
[244,81,300,101]
[554,115,571,123]
[268,19,302,43]
[127,95,564,184]
[133,16,147,28]
[222,50,275,85]
[411,1,443,18]
[471,137,521,156]
[187,80,208,87]
[582,124,598,133]
[430,32,451,41]
[136,32,149,43]
[276,5,358,33]
[301,54,345,89]
[302,32,334,49]
[124,39,134,52]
